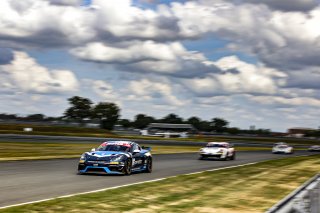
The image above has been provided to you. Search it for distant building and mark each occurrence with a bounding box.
[142,123,197,138]
[287,127,316,138]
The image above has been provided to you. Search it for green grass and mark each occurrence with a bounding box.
[0,142,198,161]
[0,141,275,161]
[1,155,319,213]
[1,123,319,145]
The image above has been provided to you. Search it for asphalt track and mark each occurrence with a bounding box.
[0,150,313,208]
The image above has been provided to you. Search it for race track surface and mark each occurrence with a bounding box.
[0,151,311,208]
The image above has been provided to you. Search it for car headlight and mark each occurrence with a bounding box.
[80,154,86,160]
[200,148,204,151]
[217,149,224,153]
[111,155,125,162]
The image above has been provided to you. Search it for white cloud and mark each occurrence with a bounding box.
[72,41,183,63]
[49,0,82,6]
[82,79,122,106]
[0,0,95,47]
[248,95,320,107]
[0,51,79,94]
[2,0,320,74]
[0,0,319,130]
[182,56,286,96]
[239,0,319,12]
[128,78,185,106]
[170,1,320,70]
[72,40,220,77]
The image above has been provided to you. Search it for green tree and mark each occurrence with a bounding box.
[199,121,212,132]
[92,102,120,130]
[160,113,183,124]
[117,119,132,128]
[24,114,45,121]
[187,116,202,130]
[133,114,155,129]
[210,117,229,133]
[64,96,93,124]
[227,127,240,135]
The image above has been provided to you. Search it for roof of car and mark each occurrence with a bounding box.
[107,141,134,143]
[274,142,287,145]
[101,141,136,146]
[275,144,291,147]
[207,142,229,145]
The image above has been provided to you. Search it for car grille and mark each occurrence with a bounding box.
[87,156,112,161]
[86,168,106,172]
[87,160,109,164]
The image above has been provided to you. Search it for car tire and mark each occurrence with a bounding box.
[122,159,132,175]
[230,152,236,160]
[222,153,228,161]
[145,157,152,173]
[199,156,205,160]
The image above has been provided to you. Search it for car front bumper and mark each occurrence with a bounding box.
[200,152,224,158]
[272,150,291,154]
[78,161,125,174]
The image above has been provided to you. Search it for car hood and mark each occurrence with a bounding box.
[273,147,291,150]
[201,148,224,152]
[85,151,129,161]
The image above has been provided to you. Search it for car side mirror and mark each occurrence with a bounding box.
[91,148,96,152]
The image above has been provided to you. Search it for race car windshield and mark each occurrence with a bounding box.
[206,144,227,148]
[97,145,130,152]
[278,145,288,148]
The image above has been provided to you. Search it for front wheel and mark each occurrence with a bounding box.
[145,158,152,173]
[222,153,229,161]
[230,152,236,160]
[122,159,132,175]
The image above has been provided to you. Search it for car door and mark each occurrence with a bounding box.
[131,144,143,168]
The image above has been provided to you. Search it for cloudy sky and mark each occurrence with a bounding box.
[0,0,319,131]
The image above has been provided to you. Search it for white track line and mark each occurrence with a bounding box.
[0,154,312,210]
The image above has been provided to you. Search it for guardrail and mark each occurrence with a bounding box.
[266,173,320,213]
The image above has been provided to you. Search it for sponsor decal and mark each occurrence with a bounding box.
[133,159,142,165]
[109,162,119,165]
[100,142,132,147]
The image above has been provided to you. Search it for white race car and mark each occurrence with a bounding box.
[308,145,320,152]
[199,142,235,160]
[272,144,294,154]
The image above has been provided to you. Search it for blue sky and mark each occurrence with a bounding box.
[0,0,319,131]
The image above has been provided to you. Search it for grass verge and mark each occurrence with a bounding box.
[1,155,319,212]
[1,124,319,145]
[0,142,274,161]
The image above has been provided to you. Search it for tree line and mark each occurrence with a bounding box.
[62,96,274,135]
[0,96,275,135]
[62,96,231,132]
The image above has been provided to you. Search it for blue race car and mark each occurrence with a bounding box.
[78,141,152,175]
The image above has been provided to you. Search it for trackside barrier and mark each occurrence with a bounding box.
[266,174,320,213]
